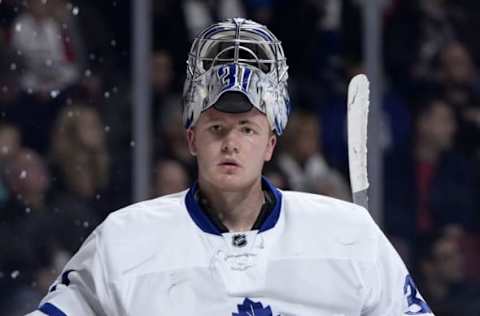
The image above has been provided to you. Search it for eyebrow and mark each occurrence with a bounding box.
[203,117,264,130]
[239,119,262,128]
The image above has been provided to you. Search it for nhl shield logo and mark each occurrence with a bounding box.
[232,234,247,247]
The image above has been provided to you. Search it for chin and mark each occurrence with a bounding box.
[210,173,254,192]
[216,175,248,190]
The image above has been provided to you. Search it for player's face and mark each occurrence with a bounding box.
[186,107,276,191]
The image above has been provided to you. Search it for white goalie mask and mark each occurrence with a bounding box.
[183,18,290,135]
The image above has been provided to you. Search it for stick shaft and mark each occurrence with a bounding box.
[352,189,368,210]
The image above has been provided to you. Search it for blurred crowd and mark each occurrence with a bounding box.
[0,0,479,315]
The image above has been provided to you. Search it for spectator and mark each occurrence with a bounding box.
[384,99,477,264]
[10,0,81,95]
[0,148,65,312]
[48,104,106,247]
[277,111,347,193]
[6,0,87,153]
[3,148,50,212]
[50,104,109,199]
[438,41,480,107]
[437,41,480,160]
[152,50,182,155]
[384,0,458,95]
[416,230,480,316]
[152,50,175,100]
[158,106,196,176]
[0,231,69,316]
[410,0,457,86]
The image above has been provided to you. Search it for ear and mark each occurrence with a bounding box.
[186,128,197,156]
[264,133,277,162]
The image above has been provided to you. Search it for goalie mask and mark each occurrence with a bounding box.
[183,18,291,135]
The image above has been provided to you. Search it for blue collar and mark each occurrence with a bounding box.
[184,177,282,236]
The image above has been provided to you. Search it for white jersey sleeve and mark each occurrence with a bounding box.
[361,216,434,316]
[26,226,114,316]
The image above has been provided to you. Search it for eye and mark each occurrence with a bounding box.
[241,126,255,135]
[209,124,222,133]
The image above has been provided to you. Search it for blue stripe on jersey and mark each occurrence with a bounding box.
[258,177,282,233]
[185,182,223,235]
[185,177,282,235]
[39,303,67,316]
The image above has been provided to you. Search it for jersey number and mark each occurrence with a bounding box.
[404,275,432,314]
[49,269,76,292]
[217,64,252,92]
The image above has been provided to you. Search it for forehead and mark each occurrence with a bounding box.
[433,239,458,257]
[198,107,269,125]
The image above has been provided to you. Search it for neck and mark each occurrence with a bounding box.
[198,177,265,232]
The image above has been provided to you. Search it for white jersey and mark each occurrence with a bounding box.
[27,180,434,316]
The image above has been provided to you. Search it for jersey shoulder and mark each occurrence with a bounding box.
[279,190,379,261]
[91,191,196,275]
[104,190,188,229]
[281,190,372,225]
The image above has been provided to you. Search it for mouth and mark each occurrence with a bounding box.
[218,159,240,168]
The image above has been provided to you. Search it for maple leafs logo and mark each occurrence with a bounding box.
[232,298,277,316]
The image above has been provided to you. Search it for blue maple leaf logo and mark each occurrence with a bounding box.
[232,298,274,316]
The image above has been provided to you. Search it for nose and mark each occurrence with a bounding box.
[221,131,239,154]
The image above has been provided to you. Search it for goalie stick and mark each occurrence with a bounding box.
[347,74,370,209]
